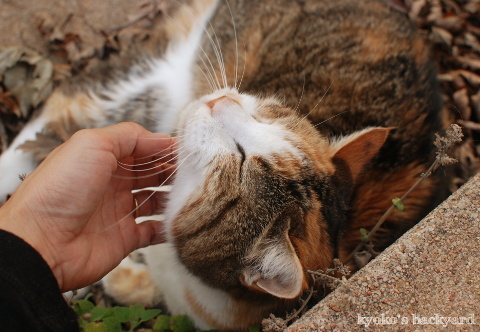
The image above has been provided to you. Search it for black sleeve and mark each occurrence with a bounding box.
[0,230,80,331]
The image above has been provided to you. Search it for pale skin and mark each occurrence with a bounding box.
[0,122,176,291]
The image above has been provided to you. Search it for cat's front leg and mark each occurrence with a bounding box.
[0,115,49,202]
[0,90,98,203]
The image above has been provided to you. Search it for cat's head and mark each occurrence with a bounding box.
[165,88,389,300]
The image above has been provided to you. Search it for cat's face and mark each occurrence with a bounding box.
[164,88,389,300]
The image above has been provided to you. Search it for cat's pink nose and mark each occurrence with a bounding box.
[206,95,228,109]
[206,95,240,114]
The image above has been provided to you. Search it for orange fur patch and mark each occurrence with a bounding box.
[291,200,333,276]
[42,91,93,139]
[338,162,438,262]
[105,265,159,307]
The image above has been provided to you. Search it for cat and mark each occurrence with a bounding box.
[0,0,451,330]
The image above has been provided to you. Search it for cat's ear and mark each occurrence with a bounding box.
[331,127,393,182]
[241,230,305,299]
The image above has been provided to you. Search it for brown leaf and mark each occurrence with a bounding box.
[467,23,480,38]
[0,48,54,118]
[471,90,480,120]
[0,90,20,117]
[456,55,480,71]
[438,71,466,89]
[3,64,29,117]
[457,69,480,87]
[427,1,443,23]
[457,119,480,131]
[408,0,429,24]
[0,48,23,75]
[107,0,166,34]
[464,2,480,15]
[430,26,453,47]
[64,40,91,64]
[453,139,480,180]
[464,32,480,53]
[117,28,150,49]
[453,88,471,119]
[433,15,465,33]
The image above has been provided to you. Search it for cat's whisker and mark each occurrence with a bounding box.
[117,150,181,172]
[165,0,236,92]
[114,140,188,178]
[293,75,306,114]
[312,110,351,129]
[198,50,221,91]
[225,0,239,90]
[292,76,337,129]
[116,141,184,168]
[161,5,222,91]
[195,63,216,93]
[207,21,228,89]
[130,150,193,209]
[114,139,181,169]
[236,44,247,91]
[114,159,176,176]
[105,150,194,232]
[311,77,336,113]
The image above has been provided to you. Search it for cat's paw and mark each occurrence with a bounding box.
[0,147,36,203]
[102,253,163,307]
[0,115,48,203]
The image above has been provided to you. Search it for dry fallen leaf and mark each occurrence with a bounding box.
[0,47,54,118]
[430,26,454,47]
[0,88,20,117]
[453,88,471,119]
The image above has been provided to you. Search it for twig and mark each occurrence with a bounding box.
[345,124,463,266]
[285,282,315,324]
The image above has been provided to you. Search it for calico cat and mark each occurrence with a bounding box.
[0,0,450,330]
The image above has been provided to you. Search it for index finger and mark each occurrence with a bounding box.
[93,122,176,160]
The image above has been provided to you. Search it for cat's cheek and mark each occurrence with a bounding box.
[161,171,205,239]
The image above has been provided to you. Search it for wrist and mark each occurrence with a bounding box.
[0,199,63,289]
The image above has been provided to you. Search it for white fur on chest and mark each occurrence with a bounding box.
[144,243,236,330]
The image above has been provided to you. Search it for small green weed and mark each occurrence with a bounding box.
[153,314,196,332]
[71,299,206,332]
[391,197,404,212]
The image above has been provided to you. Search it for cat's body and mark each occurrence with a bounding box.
[0,0,449,330]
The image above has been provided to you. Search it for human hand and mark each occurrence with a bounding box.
[0,122,176,291]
